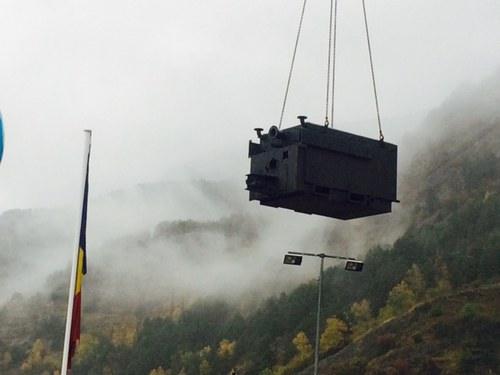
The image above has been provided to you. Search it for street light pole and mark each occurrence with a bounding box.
[314,254,325,375]
[284,251,364,375]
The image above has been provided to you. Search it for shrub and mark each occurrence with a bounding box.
[376,333,396,354]
[411,332,423,343]
[429,305,443,317]
[334,357,368,375]
[432,321,455,340]
[459,303,479,323]
[391,356,409,374]
[419,357,441,375]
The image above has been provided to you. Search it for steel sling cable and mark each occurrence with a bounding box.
[279,0,308,130]
[325,0,338,128]
[361,0,385,141]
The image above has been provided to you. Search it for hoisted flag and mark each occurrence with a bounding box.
[68,149,89,368]
[61,130,92,374]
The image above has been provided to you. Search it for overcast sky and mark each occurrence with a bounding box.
[1,0,499,212]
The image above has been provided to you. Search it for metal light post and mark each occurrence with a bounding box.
[284,251,364,375]
[314,254,324,375]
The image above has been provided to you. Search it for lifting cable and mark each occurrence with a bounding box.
[278,0,308,130]
[279,0,385,141]
[324,0,338,128]
[361,0,384,141]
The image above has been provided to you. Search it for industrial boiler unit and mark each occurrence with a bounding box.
[246,116,398,220]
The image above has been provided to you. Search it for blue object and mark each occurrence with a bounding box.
[0,112,3,163]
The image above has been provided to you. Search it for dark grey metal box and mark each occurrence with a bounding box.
[246,119,398,220]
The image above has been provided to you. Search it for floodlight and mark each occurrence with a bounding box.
[345,260,364,272]
[283,254,303,266]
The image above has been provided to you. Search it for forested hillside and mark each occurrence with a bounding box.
[1,72,499,374]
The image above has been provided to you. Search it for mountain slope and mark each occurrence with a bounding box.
[298,283,500,375]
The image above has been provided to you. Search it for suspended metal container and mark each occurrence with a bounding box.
[246,117,398,220]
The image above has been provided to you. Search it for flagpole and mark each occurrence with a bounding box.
[61,130,92,374]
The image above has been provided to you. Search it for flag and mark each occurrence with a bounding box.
[67,152,89,370]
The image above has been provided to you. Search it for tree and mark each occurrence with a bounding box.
[287,331,313,370]
[350,299,372,324]
[404,264,427,301]
[20,339,58,375]
[1,351,12,367]
[293,332,313,359]
[215,339,236,374]
[179,351,199,375]
[111,314,137,346]
[199,345,212,375]
[73,334,100,367]
[149,366,167,375]
[319,318,348,354]
[70,333,115,374]
[431,258,453,297]
[378,281,417,320]
[199,359,212,375]
[217,339,236,359]
[127,317,177,373]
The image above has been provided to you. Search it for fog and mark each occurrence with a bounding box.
[1,1,500,306]
[0,180,329,304]
[2,66,499,304]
